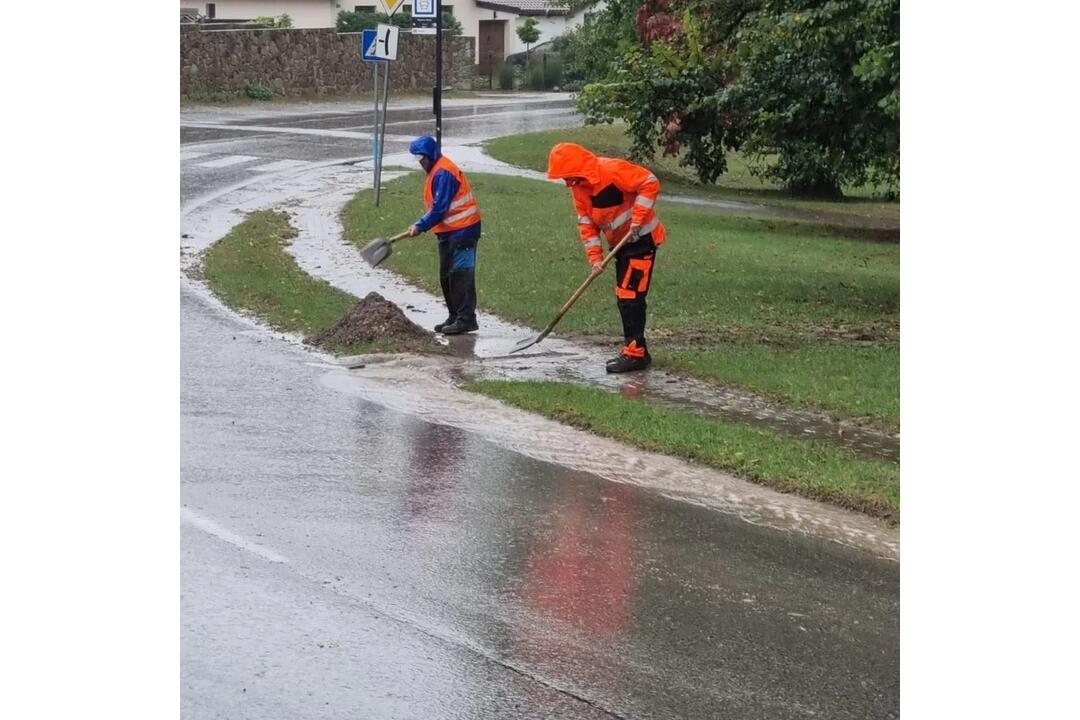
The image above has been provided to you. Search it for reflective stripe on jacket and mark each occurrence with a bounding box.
[424,155,480,235]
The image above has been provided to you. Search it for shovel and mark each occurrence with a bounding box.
[360,229,411,267]
[511,233,634,353]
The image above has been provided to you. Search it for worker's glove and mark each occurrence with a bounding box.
[627,225,643,243]
[590,261,605,276]
[407,225,421,237]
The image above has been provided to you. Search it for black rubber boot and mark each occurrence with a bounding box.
[606,351,652,373]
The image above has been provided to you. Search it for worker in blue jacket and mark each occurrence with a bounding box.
[407,136,482,335]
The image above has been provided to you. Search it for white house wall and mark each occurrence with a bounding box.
[188,1,338,27]
[185,1,603,63]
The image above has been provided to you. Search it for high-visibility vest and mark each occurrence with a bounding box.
[423,155,480,234]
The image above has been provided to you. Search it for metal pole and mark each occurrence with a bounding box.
[376,60,391,206]
[434,0,443,149]
[373,62,381,206]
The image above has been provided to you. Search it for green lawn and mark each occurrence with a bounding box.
[484,123,899,224]
[341,173,899,427]
[201,210,439,355]
[467,380,899,520]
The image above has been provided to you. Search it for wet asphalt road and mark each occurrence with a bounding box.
[181,98,899,719]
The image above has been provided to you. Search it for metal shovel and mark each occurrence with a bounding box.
[510,233,634,353]
[360,229,411,267]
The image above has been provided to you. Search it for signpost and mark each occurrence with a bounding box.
[360,28,395,206]
[412,0,442,148]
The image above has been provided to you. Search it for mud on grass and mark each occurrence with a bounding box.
[201,210,445,356]
[466,380,900,522]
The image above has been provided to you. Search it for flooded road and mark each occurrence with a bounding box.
[181,97,899,718]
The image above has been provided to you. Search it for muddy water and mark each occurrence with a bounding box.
[318,357,899,561]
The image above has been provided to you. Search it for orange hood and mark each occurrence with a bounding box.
[547,143,602,186]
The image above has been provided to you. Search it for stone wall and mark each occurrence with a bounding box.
[180,27,475,96]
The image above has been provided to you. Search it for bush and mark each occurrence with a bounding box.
[336,9,460,34]
[186,90,238,103]
[542,55,562,88]
[252,14,291,28]
[522,56,563,90]
[496,62,515,90]
[245,83,275,101]
[525,63,544,90]
[336,10,363,32]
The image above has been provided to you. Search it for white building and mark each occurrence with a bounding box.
[182,1,600,67]
[183,1,339,28]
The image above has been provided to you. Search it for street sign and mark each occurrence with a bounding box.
[412,0,436,18]
[369,23,399,61]
[412,0,437,34]
[377,0,406,16]
[360,29,386,63]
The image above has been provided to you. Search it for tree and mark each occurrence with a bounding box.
[721,0,899,196]
[575,0,899,197]
[516,18,542,61]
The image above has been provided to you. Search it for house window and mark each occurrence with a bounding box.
[354,5,376,12]
[205,3,215,19]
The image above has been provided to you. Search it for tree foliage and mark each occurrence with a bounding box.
[722,0,899,196]
[516,18,542,58]
[568,0,899,197]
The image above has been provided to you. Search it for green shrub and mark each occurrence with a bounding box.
[496,62,514,90]
[275,14,292,28]
[186,90,237,103]
[252,16,276,28]
[336,10,460,34]
[245,83,274,101]
[526,63,545,90]
[336,10,363,32]
[542,55,562,88]
[520,56,563,90]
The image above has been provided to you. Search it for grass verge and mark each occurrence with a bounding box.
[202,210,440,355]
[484,124,899,224]
[341,173,899,426]
[466,380,899,520]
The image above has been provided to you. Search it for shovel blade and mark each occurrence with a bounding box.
[510,330,548,354]
[360,239,391,267]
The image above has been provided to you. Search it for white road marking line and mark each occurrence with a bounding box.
[195,154,261,169]
[181,122,370,140]
[251,159,311,173]
[180,507,288,563]
[179,150,208,161]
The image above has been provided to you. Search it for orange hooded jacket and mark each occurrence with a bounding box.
[547,143,665,264]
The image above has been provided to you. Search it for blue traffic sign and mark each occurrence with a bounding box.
[360,29,386,63]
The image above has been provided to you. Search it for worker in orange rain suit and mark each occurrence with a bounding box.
[547,143,666,373]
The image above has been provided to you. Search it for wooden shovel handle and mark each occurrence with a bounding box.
[387,229,411,244]
[539,234,634,336]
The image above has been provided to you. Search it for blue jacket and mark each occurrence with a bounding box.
[410,136,482,248]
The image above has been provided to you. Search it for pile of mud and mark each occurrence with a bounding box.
[307,292,439,352]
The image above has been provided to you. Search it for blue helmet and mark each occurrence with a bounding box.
[408,135,440,162]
